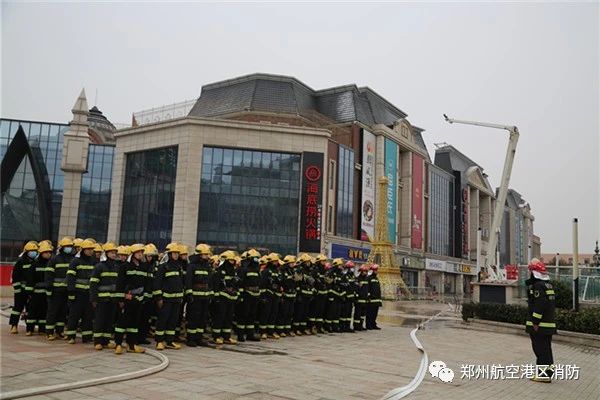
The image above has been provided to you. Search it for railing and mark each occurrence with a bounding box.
[517,265,600,303]
[132,99,196,126]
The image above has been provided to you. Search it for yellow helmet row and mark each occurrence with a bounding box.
[80,239,96,250]
[266,253,281,263]
[73,238,83,247]
[38,241,54,253]
[315,254,327,262]
[117,245,131,256]
[195,243,212,255]
[165,243,179,253]
[23,241,38,252]
[282,255,297,264]
[94,244,103,253]
[332,258,344,267]
[297,253,312,263]
[58,237,74,248]
[241,248,261,260]
[103,242,118,252]
[129,243,145,254]
[220,250,237,261]
[144,243,158,256]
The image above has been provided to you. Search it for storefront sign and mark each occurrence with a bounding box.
[459,264,476,275]
[299,152,324,253]
[411,154,424,249]
[461,188,469,257]
[360,130,376,242]
[330,243,371,262]
[385,139,398,244]
[425,258,446,272]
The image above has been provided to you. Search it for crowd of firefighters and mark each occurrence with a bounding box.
[9,237,383,354]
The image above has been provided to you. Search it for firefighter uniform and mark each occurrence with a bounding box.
[354,266,370,331]
[9,242,37,333]
[89,242,120,349]
[139,243,159,345]
[293,254,313,335]
[45,238,75,339]
[114,243,149,354]
[259,254,282,339]
[65,240,97,343]
[308,255,328,334]
[211,251,239,345]
[324,259,344,333]
[340,261,356,332]
[25,242,53,334]
[235,249,262,342]
[185,244,214,347]
[278,256,297,337]
[366,266,382,330]
[154,243,184,349]
[526,259,557,381]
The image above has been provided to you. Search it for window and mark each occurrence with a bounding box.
[328,159,336,190]
[336,146,354,238]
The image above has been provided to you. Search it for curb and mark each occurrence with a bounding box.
[0,349,169,400]
[460,319,600,348]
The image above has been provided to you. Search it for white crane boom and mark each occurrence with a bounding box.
[443,114,520,280]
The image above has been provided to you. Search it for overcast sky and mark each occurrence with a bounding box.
[2,1,598,254]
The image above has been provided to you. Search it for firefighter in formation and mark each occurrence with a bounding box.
[8,239,383,354]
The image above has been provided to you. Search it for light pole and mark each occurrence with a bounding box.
[594,241,600,269]
[443,114,519,281]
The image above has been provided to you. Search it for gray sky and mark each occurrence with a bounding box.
[2,1,598,254]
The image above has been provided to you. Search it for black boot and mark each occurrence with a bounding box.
[186,340,198,347]
[237,334,246,342]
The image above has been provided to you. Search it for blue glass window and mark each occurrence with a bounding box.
[336,145,354,238]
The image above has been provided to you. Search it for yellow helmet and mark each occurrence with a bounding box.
[84,238,97,244]
[220,250,237,261]
[195,243,212,255]
[58,237,74,248]
[117,245,131,256]
[266,252,281,263]
[80,239,96,250]
[23,241,39,252]
[144,243,158,256]
[297,253,312,263]
[259,255,268,265]
[178,244,189,255]
[94,243,103,253]
[332,258,344,267]
[73,238,83,248]
[165,243,180,253]
[129,243,145,254]
[242,249,261,260]
[103,242,118,252]
[209,255,220,264]
[315,254,327,262]
[38,241,54,254]
[283,255,297,265]
[235,256,242,264]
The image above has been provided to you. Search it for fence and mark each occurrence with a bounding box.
[517,265,600,303]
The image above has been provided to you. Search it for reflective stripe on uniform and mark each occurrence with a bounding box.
[77,265,94,270]
[526,321,556,328]
[194,270,208,275]
[165,271,179,277]
[532,312,543,319]
[100,272,118,277]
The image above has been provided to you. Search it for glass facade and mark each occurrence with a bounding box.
[428,166,454,256]
[1,119,67,260]
[336,145,354,238]
[120,146,178,249]
[197,146,301,254]
[76,144,114,242]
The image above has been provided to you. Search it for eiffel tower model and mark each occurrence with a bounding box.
[366,176,411,299]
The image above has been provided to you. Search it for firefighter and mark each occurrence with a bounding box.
[293,253,313,336]
[175,244,189,342]
[210,250,239,345]
[366,264,382,330]
[259,253,282,339]
[90,242,119,350]
[9,241,38,334]
[235,249,262,342]
[153,243,184,350]
[185,243,214,347]
[339,260,356,333]
[117,246,130,264]
[308,254,328,334]
[324,258,345,333]
[278,255,297,337]
[45,237,75,340]
[65,239,96,344]
[354,264,370,331]
[525,258,557,383]
[114,243,148,354]
[73,238,83,254]
[139,243,159,345]
[25,241,53,335]
[93,243,103,262]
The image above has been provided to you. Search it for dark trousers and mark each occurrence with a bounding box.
[186,297,210,342]
[325,297,341,331]
[277,297,294,333]
[354,301,367,328]
[212,298,235,339]
[340,299,353,330]
[115,300,142,346]
[93,302,116,345]
[259,296,279,335]
[366,301,381,328]
[237,293,259,337]
[139,300,154,342]
[308,295,326,329]
[9,291,27,326]
[293,296,309,331]
[26,292,47,333]
[46,291,68,335]
[66,292,93,341]
[156,300,182,344]
[530,333,554,377]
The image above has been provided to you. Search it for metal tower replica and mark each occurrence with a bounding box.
[366,176,411,299]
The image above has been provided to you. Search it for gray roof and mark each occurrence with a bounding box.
[188,73,409,126]
[434,144,492,189]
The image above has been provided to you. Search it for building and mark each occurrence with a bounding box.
[0,91,116,260]
[498,189,537,266]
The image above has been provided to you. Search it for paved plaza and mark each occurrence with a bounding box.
[1,301,598,400]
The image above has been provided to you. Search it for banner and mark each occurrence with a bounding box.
[360,130,376,241]
[330,243,371,262]
[299,152,324,253]
[384,139,398,244]
[425,258,446,272]
[411,154,424,249]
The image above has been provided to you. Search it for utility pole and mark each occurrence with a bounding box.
[573,218,579,311]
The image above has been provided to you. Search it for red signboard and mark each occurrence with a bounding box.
[299,152,324,252]
[411,154,423,249]
[0,264,14,286]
